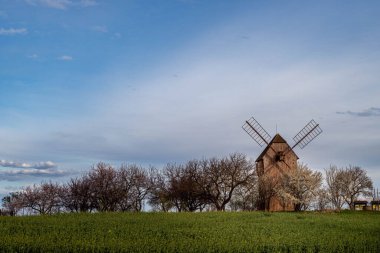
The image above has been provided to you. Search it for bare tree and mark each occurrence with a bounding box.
[201,153,256,211]
[229,175,258,211]
[325,165,345,210]
[88,163,120,212]
[325,165,373,210]
[128,164,151,212]
[117,165,135,211]
[20,182,62,215]
[1,192,22,216]
[148,168,173,212]
[158,160,208,212]
[315,187,331,211]
[179,160,208,212]
[340,165,373,210]
[61,176,94,212]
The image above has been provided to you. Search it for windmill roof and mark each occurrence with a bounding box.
[271,133,287,143]
[255,134,299,162]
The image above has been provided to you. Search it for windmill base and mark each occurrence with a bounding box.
[259,196,295,212]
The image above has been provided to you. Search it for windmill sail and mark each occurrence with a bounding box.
[242,117,272,147]
[292,119,322,149]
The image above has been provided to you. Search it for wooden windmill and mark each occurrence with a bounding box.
[242,117,322,211]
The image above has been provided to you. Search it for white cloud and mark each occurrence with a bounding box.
[25,0,97,10]
[0,168,68,182]
[0,160,69,182]
[0,28,27,35]
[58,55,73,61]
[0,160,57,169]
[25,0,71,9]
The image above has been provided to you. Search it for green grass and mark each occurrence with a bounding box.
[0,211,379,252]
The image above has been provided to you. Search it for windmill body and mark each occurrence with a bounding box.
[256,134,298,211]
[242,117,322,212]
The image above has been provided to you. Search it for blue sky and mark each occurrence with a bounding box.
[1,0,380,196]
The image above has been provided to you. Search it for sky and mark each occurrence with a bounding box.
[1,0,380,198]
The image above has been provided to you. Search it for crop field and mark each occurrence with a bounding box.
[0,211,379,252]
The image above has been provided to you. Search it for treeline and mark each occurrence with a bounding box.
[1,153,374,215]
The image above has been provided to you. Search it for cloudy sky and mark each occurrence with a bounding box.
[1,0,380,197]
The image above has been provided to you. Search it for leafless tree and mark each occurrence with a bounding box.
[117,165,135,211]
[201,153,256,211]
[148,168,173,212]
[325,165,345,210]
[340,165,373,210]
[61,176,94,212]
[229,176,258,211]
[87,163,120,212]
[1,192,23,216]
[179,160,208,211]
[20,182,62,215]
[162,162,205,212]
[126,164,152,212]
[315,187,331,211]
[325,165,373,210]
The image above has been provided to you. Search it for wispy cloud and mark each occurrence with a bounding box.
[58,55,73,61]
[0,160,57,169]
[25,0,71,10]
[0,169,69,182]
[337,107,380,117]
[0,28,27,35]
[0,160,67,182]
[91,25,107,33]
[25,0,97,10]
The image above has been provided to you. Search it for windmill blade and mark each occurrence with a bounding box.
[242,117,272,147]
[292,119,322,149]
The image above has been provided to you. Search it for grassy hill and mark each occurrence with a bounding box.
[0,211,379,252]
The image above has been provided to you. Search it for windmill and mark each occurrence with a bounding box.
[242,117,322,211]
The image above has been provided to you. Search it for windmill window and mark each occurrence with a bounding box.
[275,152,284,162]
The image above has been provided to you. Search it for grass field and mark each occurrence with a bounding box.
[0,211,379,252]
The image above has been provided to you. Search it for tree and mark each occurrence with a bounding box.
[229,176,258,211]
[20,182,62,215]
[2,192,22,216]
[315,187,331,211]
[162,162,207,212]
[201,153,256,211]
[87,163,120,212]
[340,165,373,210]
[325,166,345,210]
[148,168,173,212]
[325,165,373,210]
[278,163,322,211]
[126,164,152,212]
[61,176,94,212]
